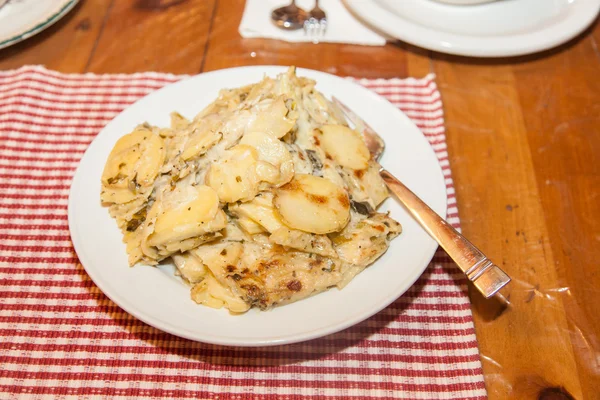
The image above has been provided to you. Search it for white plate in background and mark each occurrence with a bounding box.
[69,66,447,346]
[345,0,600,57]
[431,0,497,4]
[0,0,78,50]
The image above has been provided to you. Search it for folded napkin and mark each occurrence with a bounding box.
[239,0,387,45]
[0,66,485,399]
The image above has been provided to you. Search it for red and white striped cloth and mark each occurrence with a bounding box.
[0,66,486,400]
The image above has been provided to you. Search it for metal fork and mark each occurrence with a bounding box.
[303,0,327,42]
[332,97,511,299]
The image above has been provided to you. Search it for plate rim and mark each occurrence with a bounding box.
[345,0,600,57]
[68,65,447,346]
[0,0,79,50]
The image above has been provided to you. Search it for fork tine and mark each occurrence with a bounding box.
[303,19,316,39]
[305,19,322,43]
[304,18,326,40]
[303,19,311,35]
[319,19,327,35]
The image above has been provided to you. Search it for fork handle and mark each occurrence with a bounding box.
[380,169,510,298]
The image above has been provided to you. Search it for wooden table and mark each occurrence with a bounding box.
[1,1,598,398]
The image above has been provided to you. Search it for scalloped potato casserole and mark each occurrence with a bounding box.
[100,67,401,313]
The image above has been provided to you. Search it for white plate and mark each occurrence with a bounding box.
[345,0,600,57]
[432,0,497,4]
[0,0,78,50]
[69,66,447,346]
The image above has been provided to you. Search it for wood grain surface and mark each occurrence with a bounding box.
[1,1,598,398]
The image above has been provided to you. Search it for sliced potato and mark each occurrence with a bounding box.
[147,185,226,246]
[240,131,294,186]
[229,193,285,233]
[135,133,167,187]
[101,127,166,203]
[150,210,227,250]
[157,232,222,258]
[248,96,296,138]
[338,161,389,209]
[100,186,141,205]
[235,216,266,235]
[102,131,143,186]
[205,145,259,203]
[356,162,389,207]
[170,112,190,130]
[333,213,401,267]
[191,273,249,313]
[221,220,248,242]
[254,162,281,185]
[190,242,250,313]
[318,124,370,170]
[273,174,350,234]
[192,242,244,275]
[172,252,208,283]
[269,227,336,257]
[181,129,222,161]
